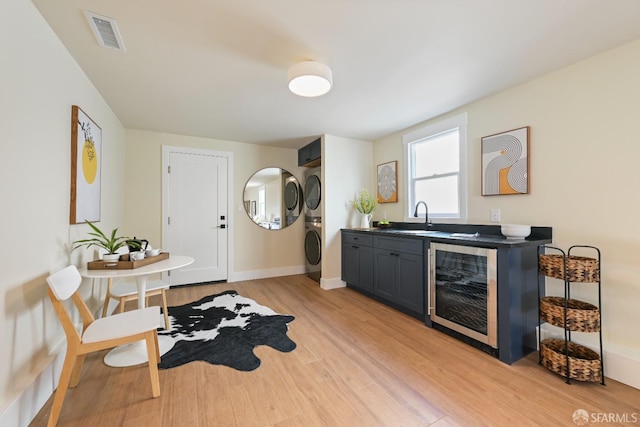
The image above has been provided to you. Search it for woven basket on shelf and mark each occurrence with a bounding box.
[538,254,600,282]
[540,339,602,382]
[539,296,600,332]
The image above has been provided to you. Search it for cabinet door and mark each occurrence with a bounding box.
[298,146,311,166]
[309,138,321,159]
[374,249,397,302]
[358,245,374,292]
[397,252,424,314]
[342,243,359,284]
[342,243,374,292]
[298,138,321,166]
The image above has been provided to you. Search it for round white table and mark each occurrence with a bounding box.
[79,255,194,367]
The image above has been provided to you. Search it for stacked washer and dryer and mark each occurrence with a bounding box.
[303,166,322,282]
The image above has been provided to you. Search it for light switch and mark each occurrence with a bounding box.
[490,209,500,223]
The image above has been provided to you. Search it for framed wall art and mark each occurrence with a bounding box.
[481,126,529,196]
[70,105,102,224]
[377,160,398,203]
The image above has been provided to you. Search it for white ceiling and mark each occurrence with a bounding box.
[33,0,640,149]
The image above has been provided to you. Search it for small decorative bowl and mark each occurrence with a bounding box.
[377,222,392,229]
[146,248,161,257]
[501,224,531,239]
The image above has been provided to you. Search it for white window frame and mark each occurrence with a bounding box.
[258,186,266,220]
[402,112,467,222]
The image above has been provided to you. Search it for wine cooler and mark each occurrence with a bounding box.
[429,243,498,348]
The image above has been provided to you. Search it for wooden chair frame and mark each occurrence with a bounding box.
[101,278,170,329]
[47,282,160,426]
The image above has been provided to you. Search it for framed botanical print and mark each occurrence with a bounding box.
[70,105,102,223]
[377,161,398,203]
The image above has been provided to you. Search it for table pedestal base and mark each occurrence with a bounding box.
[104,335,175,367]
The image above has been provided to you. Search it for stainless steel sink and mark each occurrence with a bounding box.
[377,229,439,235]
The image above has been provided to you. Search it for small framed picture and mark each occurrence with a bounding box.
[481,126,530,196]
[377,161,398,203]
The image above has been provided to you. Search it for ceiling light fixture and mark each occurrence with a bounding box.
[288,61,333,97]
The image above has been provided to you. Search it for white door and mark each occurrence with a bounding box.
[162,147,230,285]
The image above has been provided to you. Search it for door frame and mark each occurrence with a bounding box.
[161,145,234,283]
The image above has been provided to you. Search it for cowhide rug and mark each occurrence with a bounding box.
[157,290,296,371]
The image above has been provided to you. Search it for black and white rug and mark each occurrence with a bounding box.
[157,290,296,371]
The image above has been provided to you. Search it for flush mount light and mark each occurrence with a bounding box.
[288,61,333,97]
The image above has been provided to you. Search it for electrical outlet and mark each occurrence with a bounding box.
[490,209,500,223]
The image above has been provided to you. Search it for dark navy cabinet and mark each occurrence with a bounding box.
[341,232,374,293]
[342,231,425,318]
[298,138,321,167]
[373,236,424,316]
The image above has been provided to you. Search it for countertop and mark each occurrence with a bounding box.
[342,223,552,248]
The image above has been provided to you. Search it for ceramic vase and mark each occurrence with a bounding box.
[360,213,372,229]
[102,253,120,262]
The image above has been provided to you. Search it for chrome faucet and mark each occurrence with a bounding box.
[414,201,430,227]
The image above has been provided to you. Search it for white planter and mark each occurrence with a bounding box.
[102,253,120,262]
[360,214,372,229]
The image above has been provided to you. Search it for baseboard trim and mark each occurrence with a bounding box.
[231,265,306,282]
[0,345,65,427]
[320,277,346,290]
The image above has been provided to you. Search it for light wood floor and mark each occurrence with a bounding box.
[31,275,639,426]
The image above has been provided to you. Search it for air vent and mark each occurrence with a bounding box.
[83,11,126,51]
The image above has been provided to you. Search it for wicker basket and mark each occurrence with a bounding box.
[540,339,602,382]
[538,254,600,282]
[539,296,600,332]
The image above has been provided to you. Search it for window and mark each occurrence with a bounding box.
[403,113,467,221]
[258,187,266,220]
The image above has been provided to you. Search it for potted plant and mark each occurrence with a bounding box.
[351,189,378,228]
[72,221,140,261]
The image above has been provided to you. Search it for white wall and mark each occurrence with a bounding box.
[0,0,128,423]
[373,38,640,388]
[123,130,306,280]
[321,135,373,288]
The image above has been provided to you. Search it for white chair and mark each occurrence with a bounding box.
[103,279,170,330]
[46,265,161,427]
[97,247,170,329]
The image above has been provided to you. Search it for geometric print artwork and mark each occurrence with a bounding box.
[481,126,529,196]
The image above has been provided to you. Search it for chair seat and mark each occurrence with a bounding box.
[109,280,170,298]
[83,306,160,343]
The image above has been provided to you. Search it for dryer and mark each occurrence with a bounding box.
[283,173,302,227]
[303,167,321,221]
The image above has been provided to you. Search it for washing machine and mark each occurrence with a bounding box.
[304,219,322,282]
[304,167,322,281]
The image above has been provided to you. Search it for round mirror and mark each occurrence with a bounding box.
[243,168,303,230]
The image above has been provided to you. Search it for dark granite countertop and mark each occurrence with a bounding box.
[342,222,552,248]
